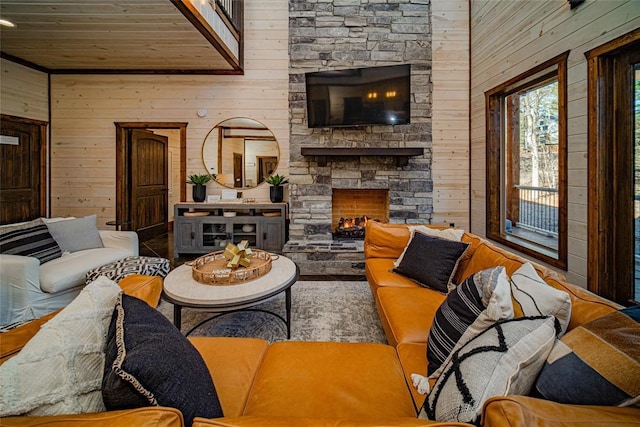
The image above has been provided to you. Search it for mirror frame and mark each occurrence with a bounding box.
[202,117,280,190]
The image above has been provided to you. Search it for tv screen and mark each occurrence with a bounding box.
[305,64,411,128]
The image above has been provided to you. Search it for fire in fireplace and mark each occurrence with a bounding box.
[334,215,378,239]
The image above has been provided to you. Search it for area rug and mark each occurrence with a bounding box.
[157,281,386,343]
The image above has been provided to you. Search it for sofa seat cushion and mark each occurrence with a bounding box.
[482,395,640,427]
[193,416,472,426]
[365,259,422,295]
[397,342,432,411]
[377,287,446,347]
[189,337,269,418]
[39,248,131,293]
[0,407,184,427]
[243,341,416,419]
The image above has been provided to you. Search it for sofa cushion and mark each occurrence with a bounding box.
[45,215,103,253]
[533,305,640,407]
[0,218,62,264]
[457,242,553,282]
[420,316,557,424]
[510,262,571,335]
[102,294,223,425]
[39,247,131,293]
[243,341,416,419]
[393,232,470,293]
[377,287,446,347]
[426,266,513,375]
[189,337,270,418]
[0,277,121,417]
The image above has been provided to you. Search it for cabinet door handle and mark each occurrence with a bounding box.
[263,232,267,240]
[191,232,194,240]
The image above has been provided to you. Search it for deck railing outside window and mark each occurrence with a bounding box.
[514,185,558,236]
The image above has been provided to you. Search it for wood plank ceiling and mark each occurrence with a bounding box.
[0,0,240,74]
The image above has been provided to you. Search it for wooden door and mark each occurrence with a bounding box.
[0,115,46,224]
[130,129,168,241]
[233,152,243,188]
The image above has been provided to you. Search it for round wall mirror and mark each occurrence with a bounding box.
[202,118,279,189]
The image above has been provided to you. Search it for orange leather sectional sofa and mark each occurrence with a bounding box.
[2,223,639,426]
[364,221,640,426]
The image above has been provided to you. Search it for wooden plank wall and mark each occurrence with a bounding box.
[431,0,470,230]
[0,59,48,122]
[47,0,289,227]
[470,0,640,286]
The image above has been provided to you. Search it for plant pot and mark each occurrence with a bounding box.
[192,184,206,202]
[269,185,284,203]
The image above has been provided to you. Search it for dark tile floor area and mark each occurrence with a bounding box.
[139,231,366,281]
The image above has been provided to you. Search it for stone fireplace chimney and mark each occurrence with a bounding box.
[284,0,433,275]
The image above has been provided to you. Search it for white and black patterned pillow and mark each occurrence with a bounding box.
[426,266,512,375]
[86,256,170,283]
[420,316,558,424]
[0,218,62,264]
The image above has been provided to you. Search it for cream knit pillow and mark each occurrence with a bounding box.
[0,276,122,417]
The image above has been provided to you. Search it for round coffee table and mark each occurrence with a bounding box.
[162,255,299,338]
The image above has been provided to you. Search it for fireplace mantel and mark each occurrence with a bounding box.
[300,147,424,167]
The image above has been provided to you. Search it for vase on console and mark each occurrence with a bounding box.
[265,174,288,203]
[187,174,213,203]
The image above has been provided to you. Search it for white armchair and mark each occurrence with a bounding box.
[0,230,138,327]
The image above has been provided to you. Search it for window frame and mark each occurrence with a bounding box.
[586,28,640,305]
[485,52,569,270]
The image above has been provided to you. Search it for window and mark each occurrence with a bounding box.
[586,29,640,305]
[486,52,568,270]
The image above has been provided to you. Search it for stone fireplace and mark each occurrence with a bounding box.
[284,0,433,275]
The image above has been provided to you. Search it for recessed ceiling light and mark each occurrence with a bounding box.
[0,19,16,28]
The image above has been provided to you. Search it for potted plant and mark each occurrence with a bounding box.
[187,174,213,202]
[265,174,288,203]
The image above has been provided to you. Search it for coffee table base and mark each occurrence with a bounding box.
[173,287,292,339]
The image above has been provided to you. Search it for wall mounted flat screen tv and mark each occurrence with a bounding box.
[305,64,411,128]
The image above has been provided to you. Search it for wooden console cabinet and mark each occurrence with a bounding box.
[173,202,287,257]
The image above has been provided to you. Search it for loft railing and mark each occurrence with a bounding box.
[513,185,558,236]
[216,0,241,34]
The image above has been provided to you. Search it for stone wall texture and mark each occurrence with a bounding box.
[288,0,433,240]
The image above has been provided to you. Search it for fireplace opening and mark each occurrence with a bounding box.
[332,189,389,240]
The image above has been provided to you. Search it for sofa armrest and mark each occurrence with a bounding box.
[99,230,139,256]
[0,255,42,327]
[481,395,640,427]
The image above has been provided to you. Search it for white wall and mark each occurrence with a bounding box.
[470,0,640,286]
[47,0,289,227]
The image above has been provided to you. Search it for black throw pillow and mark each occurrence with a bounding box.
[393,232,470,293]
[102,294,223,425]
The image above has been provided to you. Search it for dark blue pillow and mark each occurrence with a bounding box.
[393,232,470,293]
[102,294,223,424]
